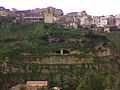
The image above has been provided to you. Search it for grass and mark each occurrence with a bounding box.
[0,22,90,58]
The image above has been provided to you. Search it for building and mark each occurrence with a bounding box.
[15,11,28,22]
[15,10,43,22]
[80,15,93,27]
[32,7,63,17]
[54,9,63,17]
[32,7,63,24]
[81,11,87,16]
[44,12,54,23]
[23,16,43,22]
[23,12,43,22]
[65,16,79,29]
[45,7,63,17]
[99,16,108,26]
[0,7,16,22]
[55,15,79,29]
[55,16,66,26]
[66,11,90,28]
[66,12,81,17]
[115,14,120,28]
[26,81,48,90]
[104,26,111,32]
[46,7,56,15]
[95,26,104,32]
[107,15,116,26]
[0,7,11,17]
[92,16,100,26]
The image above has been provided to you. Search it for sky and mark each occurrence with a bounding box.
[0,0,120,16]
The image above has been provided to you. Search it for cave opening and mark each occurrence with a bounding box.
[53,49,70,55]
[63,50,70,54]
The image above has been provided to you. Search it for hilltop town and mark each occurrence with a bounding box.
[1,6,120,90]
[1,6,120,32]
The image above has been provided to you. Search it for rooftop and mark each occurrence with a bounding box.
[26,81,48,87]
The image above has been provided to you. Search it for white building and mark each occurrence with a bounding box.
[92,16,100,26]
[99,16,108,26]
[80,15,93,27]
[80,16,89,26]
[115,14,120,28]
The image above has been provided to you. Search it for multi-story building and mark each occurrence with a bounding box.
[92,16,100,26]
[55,15,79,29]
[56,11,93,29]
[44,12,54,23]
[115,14,120,28]
[32,7,63,17]
[54,9,63,17]
[0,7,11,17]
[99,16,108,26]
[80,15,93,27]
[107,15,116,26]
[65,16,79,29]
[23,12,43,22]
[15,10,43,22]
[32,7,63,24]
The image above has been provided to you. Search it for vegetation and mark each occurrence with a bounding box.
[0,22,97,59]
[0,21,120,90]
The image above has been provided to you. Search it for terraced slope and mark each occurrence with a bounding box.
[0,21,120,90]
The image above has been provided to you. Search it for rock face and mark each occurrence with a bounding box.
[0,52,113,74]
[0,22,119,90]
[0,41,114,74]
[0,51,119,90]
[0,42,117,89]
[0,56,92,73]
[94,42,112,57]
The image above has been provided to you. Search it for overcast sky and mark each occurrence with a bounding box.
[0,0,120,16]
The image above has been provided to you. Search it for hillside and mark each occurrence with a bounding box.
[0,21,120,90]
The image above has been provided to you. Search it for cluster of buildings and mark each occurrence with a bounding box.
[54,11,120,32]
[1,6,120,32]
[0,6,63,23]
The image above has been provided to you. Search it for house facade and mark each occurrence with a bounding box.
[26,81,48,90]
[54,9,63,17]
[115,14,120,28]
[44,12,54,23]
[107,15,116,26]
[32,7,63,17]
[92,16,100,26]
[80,15,93,27]
[104,26,111,32]
[15,10,43,22]
[23,12,43,22]
[99,16,108,26]
[0,7,11,17]
[55,15,79,29]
